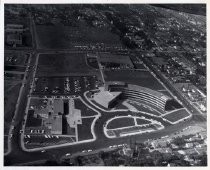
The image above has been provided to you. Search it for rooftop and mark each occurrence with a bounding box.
[94,88,122,108]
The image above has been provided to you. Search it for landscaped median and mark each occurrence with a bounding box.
[103,115,164,138]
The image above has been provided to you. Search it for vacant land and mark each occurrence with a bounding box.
[99,53,134,67]
[107,117,135,129]
[36,53,99,77]
[104,70,165,90]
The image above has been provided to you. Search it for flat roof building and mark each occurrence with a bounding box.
[53,99,64,115]
[51,115,63,135]
[93,88,122,108]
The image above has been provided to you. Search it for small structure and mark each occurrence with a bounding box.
[66,98,82,128]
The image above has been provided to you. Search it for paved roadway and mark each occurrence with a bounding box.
[4,48,206,166]
[5,99,200,165]
[4,50,206,166]
[4,14,206,166]
[4,76,204,165]
[139,55,206,123]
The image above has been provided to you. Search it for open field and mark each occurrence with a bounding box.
[99,53,134,68]
[162,109,191,123]
[36,24,122,49]
[103,70,165,90]
[77,117,95,141]
[36,53,100,77]
[106,117,135,129]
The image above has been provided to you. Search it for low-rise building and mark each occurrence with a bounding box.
[93,88,122,108]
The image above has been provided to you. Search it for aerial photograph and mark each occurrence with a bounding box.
[4,3,207,166]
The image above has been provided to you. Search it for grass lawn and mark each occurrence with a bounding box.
[36,53,98,76]
[106,117,135,129]
[104,70,165,90]
[77,117,95,141]
[99,53,134,67]
[136,118,151,125]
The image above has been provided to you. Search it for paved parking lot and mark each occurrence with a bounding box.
[32,76,99,96]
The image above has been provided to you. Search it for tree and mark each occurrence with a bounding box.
[199,154,207,166]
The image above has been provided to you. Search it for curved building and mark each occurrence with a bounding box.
[106,82,181,112]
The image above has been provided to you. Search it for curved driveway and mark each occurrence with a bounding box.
[5,91,205,165]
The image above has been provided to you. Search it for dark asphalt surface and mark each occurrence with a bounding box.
[5,82,205,165]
